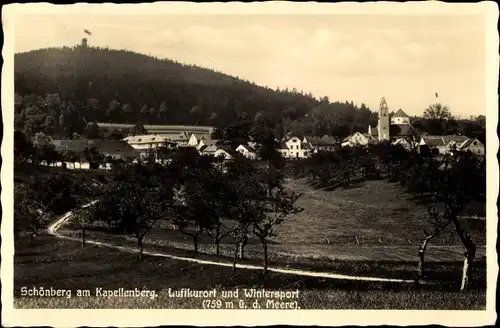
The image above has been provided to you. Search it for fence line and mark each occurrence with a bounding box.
[322,234,486,246]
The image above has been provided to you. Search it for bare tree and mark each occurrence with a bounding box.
[424,153,484,290]
[253,187,303,272]
[73,206,94,247]
[417,205,451,282]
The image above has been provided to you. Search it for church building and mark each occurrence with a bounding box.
[368,97,415,141]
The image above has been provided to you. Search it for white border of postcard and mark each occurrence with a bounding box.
[2,1,499,327]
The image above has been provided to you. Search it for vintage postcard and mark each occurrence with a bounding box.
[1,1,498,327]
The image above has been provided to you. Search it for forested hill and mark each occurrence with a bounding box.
[14,44,377,138]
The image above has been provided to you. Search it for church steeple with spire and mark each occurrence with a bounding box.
[377,97,390,141]
[366,97,414,142]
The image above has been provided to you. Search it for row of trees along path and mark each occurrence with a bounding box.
[70,127,302,273]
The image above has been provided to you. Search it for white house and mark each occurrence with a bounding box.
[124,134,177,157]
[302,135,337,153]
[390,109,411,125]
[458,138,485,156]
[278,136,313,158]
[214,148,236,160]
[419,135,471,155]
[187,133,212,147]
[392,137,416,150]
[196,137,219,150]
[441,135,470,151]
[187,133,199,147]
[198,144,219,156]
[236,144,259,160]
[341,132,378,147]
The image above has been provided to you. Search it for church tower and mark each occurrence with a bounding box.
[377,97,390,141]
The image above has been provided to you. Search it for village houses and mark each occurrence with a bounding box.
[457,138,485,156]
[235,143,259,160]
[278,136,313,158]
[341,132,378,147]
[302,135,338,152]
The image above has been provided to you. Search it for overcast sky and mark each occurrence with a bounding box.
[13,7,490,117]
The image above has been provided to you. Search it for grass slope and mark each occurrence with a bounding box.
[280,178,486,246]
[68,178,485,265]
[14,236,486,310]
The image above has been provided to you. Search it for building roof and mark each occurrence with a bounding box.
[52,139,140,158]
[279,141,288,149]
[441,134,470,144]
[389,124,414,136]
[199,144,218,153]
[215,146,239,157]
[421,136,446,147]
[342,132,378,144]
[393,109,410,118]
[370,124,415,137]
[459,138,483,150]
[421,135,471,148]
[124,134,174,145]
[96,122,214,135]
[364,134,379,144]
[154,132,191,142]
[301,142,313,150]
[304,135,337,146]
[199,138,219,146]
[237,144,258,153]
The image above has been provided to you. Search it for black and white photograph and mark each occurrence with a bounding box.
[2,1,498,327]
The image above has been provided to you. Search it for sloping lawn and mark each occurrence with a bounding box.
[279,178,485,246]
[14,236,486,309]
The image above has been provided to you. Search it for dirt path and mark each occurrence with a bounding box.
[48,205,419,284]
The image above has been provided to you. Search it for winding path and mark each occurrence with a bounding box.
[47,204,416,284]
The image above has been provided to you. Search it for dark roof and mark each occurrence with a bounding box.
[301,142,313,150]
[342,133,378,144]
[422,137,446,147]
[459,138,483,149]
[52,139,140,158]
[389,124,414,136]
[364,134,379,144]
[305,136,337,146]
[200,138,219,146]
[238,144,258,153]
[370,124,414,137]
[199,144,218,153]
[459,139,474,149]
[217,145,239,157]
[393,109,410,118]
[96,122,214,135]
[441,135,470,144]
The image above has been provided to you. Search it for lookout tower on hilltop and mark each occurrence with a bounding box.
[81,37,88,48]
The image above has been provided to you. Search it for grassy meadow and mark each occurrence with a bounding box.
[14,175,487,309]
[64,178,485,263]
[14,236,486,309]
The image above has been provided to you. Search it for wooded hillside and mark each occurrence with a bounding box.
[14,44,377,138]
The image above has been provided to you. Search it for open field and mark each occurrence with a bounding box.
[13,172,487,309]
[58,228,486,282]
[14,236,486,309]
[63,177,485,266]
[280,178,486,246]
